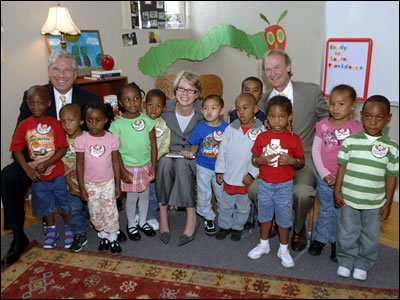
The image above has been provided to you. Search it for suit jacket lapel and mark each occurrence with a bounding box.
[47,84,57,119]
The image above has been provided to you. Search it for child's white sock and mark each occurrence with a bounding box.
[108,232,118,242]
[279,243,289,251]
[260,239,269,248]
[98,231,108,239]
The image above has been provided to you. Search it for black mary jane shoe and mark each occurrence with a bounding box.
[127,226,141,241]
[138,223,156,237]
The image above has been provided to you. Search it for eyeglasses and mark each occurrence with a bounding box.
[176,87,197,94]
[49,67,75,75]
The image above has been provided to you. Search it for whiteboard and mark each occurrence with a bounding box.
[323,38,373,101]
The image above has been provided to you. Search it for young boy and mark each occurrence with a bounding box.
[215,93,264,241]
[334,95,398,281]
[10,85,70,249]
[141,89,171,230]
[229,77,266,124]
[60,104,90,252]
[183,95,229,235]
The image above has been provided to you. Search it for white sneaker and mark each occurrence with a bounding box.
[277,248,295,268]
[147,218,159,231]
[248,243,270,259]
[337,266,351,278]
[353,268,367,281]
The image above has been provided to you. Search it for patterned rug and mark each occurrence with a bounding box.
[1,241,398,299]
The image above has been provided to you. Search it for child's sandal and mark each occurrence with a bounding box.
[43,227,59,248]
[64,227,74,248]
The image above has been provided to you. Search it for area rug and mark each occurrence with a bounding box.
[1,241,398,299]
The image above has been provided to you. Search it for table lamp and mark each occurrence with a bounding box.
[41,4,80,49]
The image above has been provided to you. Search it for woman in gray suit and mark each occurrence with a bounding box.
[156,71,204,246]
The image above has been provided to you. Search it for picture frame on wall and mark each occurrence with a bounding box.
[45,30,104,75]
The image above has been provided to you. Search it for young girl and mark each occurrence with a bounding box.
[109,82,157,241]
[75,102,122,254]
[309,84,362,261]
[249,95,305,268]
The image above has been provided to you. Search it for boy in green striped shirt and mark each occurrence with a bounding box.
[334,95,398,281]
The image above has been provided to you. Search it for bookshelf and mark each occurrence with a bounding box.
[74,76,128,102]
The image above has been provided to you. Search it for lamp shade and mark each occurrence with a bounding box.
[41,5,80,35]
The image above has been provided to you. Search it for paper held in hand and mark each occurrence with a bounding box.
[165,151,196,159]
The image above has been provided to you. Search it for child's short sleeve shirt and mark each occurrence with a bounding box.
[188,121,229,170]
[74,131,120,183]
[10,116,68,181]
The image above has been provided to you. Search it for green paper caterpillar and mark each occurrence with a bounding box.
[138,24,269,77]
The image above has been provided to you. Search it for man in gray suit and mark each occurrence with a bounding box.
[249,49,329,251]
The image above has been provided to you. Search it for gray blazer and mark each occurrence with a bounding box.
[259,81,329,172]
[161,98,204,152]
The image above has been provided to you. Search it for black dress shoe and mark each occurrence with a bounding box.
[291,224,307,251]
[1,235,30,266]
[117,230,127,242]
[127,226,141,240]
[216,228,231,240]
[269,218,278,238]
[330,242,338,262]
[308,240,326,256]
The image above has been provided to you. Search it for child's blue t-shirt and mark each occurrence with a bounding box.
[188,120,229,170]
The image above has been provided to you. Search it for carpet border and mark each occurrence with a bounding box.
[12,240,398,295]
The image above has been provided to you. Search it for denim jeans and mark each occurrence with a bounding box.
[67,192,89,236]
[258,179,293,228]
[218,191,250,231]
[314,176,337,243]
[147,182,159,220]
[196,165,223,221]
[337,205,381,271]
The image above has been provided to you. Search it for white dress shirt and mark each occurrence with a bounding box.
[54,88,73,120]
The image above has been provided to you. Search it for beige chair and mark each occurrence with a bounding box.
[155,74,223,99]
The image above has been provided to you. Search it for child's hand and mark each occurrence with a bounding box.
[216,173,224,185]
[121,166,133,184]
[68,182,80,197]
[378,203,391,221]
[25,166,42,182]
[334,192,345,208]
[257,153,279,166]
[115,184,122,199]
[242,174,253,186]
[323,174,336,186]
[182,151,195,159]
[148,166,156,181]
[80,188,89,202]
[278,152,295,166]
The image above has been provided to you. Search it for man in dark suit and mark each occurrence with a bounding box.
[249,49,329,252]
[1,50,100,265]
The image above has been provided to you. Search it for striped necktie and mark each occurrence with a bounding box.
[60,95,67,107]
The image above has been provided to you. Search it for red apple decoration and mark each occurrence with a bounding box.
[101,54,114,70]
[260,10,288,50]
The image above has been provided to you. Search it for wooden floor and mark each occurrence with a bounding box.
[1,200,399,249]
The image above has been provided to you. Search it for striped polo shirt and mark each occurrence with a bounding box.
[338,130,399,209]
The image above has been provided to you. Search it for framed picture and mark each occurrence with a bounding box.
[45,30,104,75]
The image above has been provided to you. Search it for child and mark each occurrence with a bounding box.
[109,82,157,241]
[9,85,70,249]
[140,89,171,230]
[215,93,264,241]
[229,77,266,124]
[75,102,122,254]
[334,95,398,281]
[60,104,90,252]
[309,85,362,261]
[183,95,229,235]
[249,95,305,268]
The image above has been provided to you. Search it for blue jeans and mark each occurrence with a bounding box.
[258,179,293,228]
[196,165,223,221]
[314,176,337,243]
[337,205,381,271]
[218,191,250,231]
[67,192,89,236]
[147,182,158,220]
[31,176,69,218]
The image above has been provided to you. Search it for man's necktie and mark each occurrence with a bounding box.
[60,95,66,107]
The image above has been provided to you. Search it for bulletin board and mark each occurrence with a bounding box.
[323,38,373,101]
